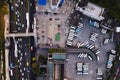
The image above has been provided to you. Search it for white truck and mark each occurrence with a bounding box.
[96,68,103,80]
[76,63,83,74]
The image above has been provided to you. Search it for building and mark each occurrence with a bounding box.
[38,0,47,6]
[48,62,54,80]
[48,53,66,80]
[100,18,115,31]
[76,2,105,21]
[52,53,66,60]
[50,0,64,10]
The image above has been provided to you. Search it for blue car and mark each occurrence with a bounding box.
[90,20,94,26]
[75,27,81,33]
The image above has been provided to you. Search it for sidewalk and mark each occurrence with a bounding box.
[4,14,10,80]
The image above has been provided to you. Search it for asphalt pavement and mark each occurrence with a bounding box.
[8,0,35,80]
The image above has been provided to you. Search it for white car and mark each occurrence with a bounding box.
[24,68,25,71]
[101,28,107,34]
[15,3,18,7]
[22,24,24,27]
[16,21,18,25]
[89,45,95,49]
[77,42,85,48]
[18,60,20,63]
[88,44,93,49]
[97,56,100,61]
[20,69,22,73]
[25,52,27,55]
[104,39,110,44]
[66,40,72,46]
[21,53,23,56]
[78,53,87,58]
[88,55,93,61]
[18,27,20,30]
[20,62,21,65]
[17,14,20,17]
[22,73,24,76]
[21,1,23,5]
[95,50,100,55]
[17,19,20,22]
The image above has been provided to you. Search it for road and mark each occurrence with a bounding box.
[8,0,35,80]
[67,48,97,61]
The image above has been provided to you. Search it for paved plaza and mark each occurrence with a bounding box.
[36,0,74,47]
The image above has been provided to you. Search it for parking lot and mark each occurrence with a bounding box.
[36,0,75,48]
[65,15,116,80]
[65,53,97,80]
[73,16,115,63]
[35,0,116,80]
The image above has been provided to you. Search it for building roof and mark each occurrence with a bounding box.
[76,2,105,21]
[48,63,54,80]
[38,0,47,6]
[52,53,66,60]
[50,0,64,10]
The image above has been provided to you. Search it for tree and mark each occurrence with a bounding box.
[32,68,40,75]
[38,55,46,62]
[32,62,41,75]
[32,57,36,62]
[1,6,8,14]
[32,62,38,69]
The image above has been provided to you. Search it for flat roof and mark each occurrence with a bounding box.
[76,2,105,21]
[38,0,47,6]
[52,53,66,60]
[48,63,54,80]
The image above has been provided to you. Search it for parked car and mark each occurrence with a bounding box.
[88,55,93,61]
[101,28,107,34]
[75,27,81,33]
[103,39,110,44]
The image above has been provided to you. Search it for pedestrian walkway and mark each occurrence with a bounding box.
[5,33,35,37]
[4,14,10,80]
